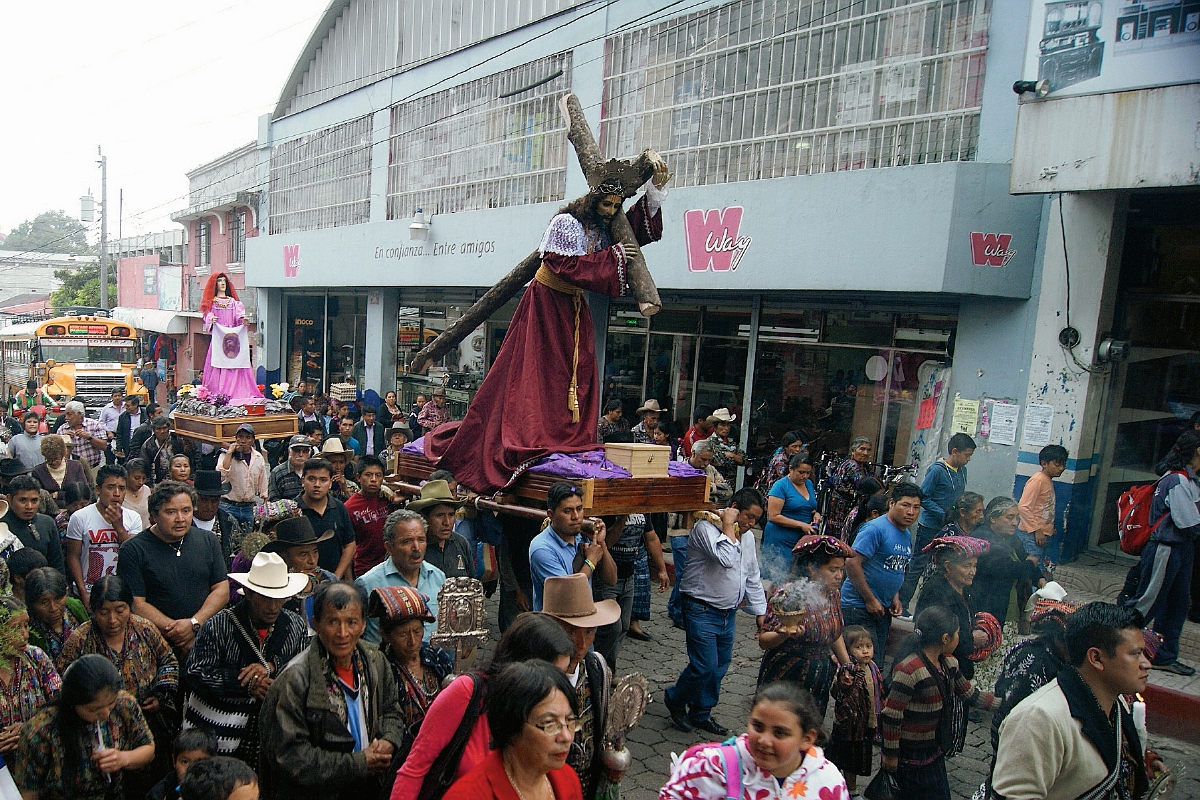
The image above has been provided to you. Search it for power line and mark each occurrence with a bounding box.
[50,0,881,240]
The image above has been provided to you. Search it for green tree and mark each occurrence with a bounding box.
[51,264,115,309]
[3,210,93,254]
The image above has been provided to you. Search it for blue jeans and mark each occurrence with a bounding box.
[899,523,939,609]
[219,500,254,528]
[1128,537,1195,665]
[841,604,893,666]
[667,535,689,626]
[665,597,737,723]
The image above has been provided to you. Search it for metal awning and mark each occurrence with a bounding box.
[111,307,189,335]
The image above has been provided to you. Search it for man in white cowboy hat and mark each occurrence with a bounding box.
[631,398,662,444]
[541,573,623,800]
[319,437,359,502]
[705,406,745,484]
[185,551,309,763]
[355,508,445,644]
[407,479,473,579]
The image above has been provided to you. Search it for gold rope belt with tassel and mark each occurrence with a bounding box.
[534,264,584,424]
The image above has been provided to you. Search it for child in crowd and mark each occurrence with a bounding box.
[827,625,883,796]
[881,606,1000,800]
[54,481,92,535]
[1017,444,1068,575]
[661,681,847,799]
[179,756,258,800]
[148,728,217,800]
[123,458,152,530]
[169,453,194,483]
[651,422,679,461]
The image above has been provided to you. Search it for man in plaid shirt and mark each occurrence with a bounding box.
[60,400,109,478]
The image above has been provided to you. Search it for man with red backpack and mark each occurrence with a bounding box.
[1123,430,1200,676]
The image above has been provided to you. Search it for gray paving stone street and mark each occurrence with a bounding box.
[475,585,1200,799]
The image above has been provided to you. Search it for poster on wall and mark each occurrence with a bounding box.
[952,397,980,436]
[287,297,325,389]
[989,402,1021,446]
[1022,0,1200,98]
[1023,403,1056,447]
[909,363,952,481]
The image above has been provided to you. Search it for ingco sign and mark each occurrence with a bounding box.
[969,232,1017,267]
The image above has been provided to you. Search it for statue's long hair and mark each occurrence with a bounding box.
[560,193,619,231]
[200,272,239,315]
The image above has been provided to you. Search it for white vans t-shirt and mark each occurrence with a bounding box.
[65,503,143,592]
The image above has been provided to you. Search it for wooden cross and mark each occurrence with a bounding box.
[409,93,664,374]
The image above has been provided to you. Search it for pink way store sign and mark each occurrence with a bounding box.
[684,207,752,272]
[283,245,301,277]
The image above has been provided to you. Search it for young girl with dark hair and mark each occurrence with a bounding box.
[880,606,999,800]
[660,681,847,799]
[840,476,885,544]
[13,653,155,800]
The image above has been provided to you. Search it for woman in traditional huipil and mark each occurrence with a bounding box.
[757,535,853,715]
[200,273,262,401]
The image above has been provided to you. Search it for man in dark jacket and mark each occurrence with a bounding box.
[350,406,387,459]
[128,402,161,460]
[114,395,145,461]
[258,581,403,800]
[4,474,64,574]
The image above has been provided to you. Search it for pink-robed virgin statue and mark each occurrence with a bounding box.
[200,273,262,401]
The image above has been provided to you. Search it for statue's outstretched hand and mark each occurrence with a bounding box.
[650,154,671,189]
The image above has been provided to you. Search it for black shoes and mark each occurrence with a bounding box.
[627,628,653,642]
[667,709,693,733]
[692,718,730,737]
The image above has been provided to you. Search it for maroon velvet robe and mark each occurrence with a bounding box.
[426,197,663,493]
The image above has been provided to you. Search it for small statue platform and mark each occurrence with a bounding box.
[172,412,298,446]
[390,451,712,517]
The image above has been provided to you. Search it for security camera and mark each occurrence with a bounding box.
[1013,79,1051,98]
[1097,338,1131,363]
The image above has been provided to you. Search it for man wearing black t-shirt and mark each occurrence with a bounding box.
[117,480,229,655]
[297,458,356,579]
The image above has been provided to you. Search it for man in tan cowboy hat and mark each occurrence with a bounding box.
[631,398,662,444]
[541,573,623,800]
[319,437,358,502]
[407,479,473,579]
[186,551,309,762]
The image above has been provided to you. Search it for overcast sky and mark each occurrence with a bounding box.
[0,0,330,245]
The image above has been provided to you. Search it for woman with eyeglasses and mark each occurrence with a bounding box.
[442,660,584,800]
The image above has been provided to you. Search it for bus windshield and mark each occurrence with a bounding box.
[40,341,137,364]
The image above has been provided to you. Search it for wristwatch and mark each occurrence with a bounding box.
[190,617,201,634]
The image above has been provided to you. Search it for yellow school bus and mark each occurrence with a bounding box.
[0,315,150,410]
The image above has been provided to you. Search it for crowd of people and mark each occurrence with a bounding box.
[0,382,1186,800]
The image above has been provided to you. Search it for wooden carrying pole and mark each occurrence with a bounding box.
[408,93,663,375]
[388,479,551,524]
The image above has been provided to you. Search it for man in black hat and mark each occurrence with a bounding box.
[0,458,31,494]
[268,435,313,502]
[262,516,338,625]
[193,470,242,567]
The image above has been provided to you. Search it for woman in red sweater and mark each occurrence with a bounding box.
[880,605,1000,800]
[443,661,583,800]
[390,613,575,800]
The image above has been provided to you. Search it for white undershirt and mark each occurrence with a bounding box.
[193,516,216,532]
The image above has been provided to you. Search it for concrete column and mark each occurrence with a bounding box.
[1016,192,1122,561]
[368,108,391,224]
[364,287,400,394]
[257,288,284,379]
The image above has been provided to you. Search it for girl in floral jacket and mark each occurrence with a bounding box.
[660,681,848,800]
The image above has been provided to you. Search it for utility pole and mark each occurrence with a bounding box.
[98,147,108,310]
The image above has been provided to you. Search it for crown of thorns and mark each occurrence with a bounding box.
[588,159,647,199]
